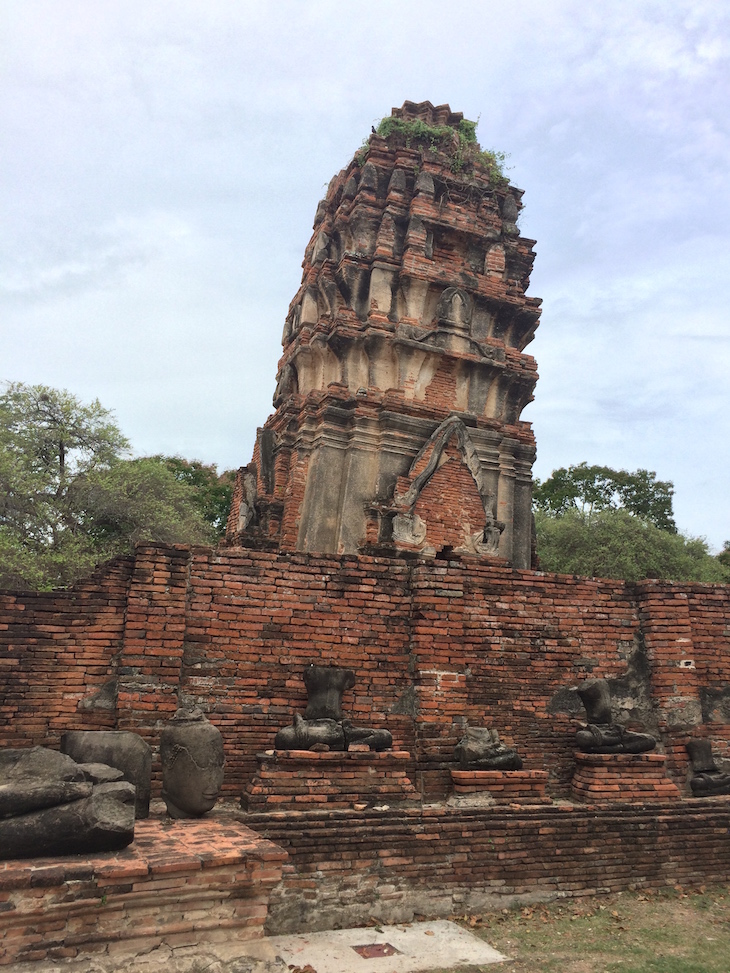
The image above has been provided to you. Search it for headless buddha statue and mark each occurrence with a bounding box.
[575,679,656,754]
[274,665,392,753]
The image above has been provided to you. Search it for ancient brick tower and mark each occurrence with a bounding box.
[226,102,541,568]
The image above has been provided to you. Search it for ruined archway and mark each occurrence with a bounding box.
[389,416,504,556]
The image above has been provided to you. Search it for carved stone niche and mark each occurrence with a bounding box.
[236,467,259,532]
[436,287,473,331]
[273,362,297,408]
[387,415,504,557]
[392,511,427,547]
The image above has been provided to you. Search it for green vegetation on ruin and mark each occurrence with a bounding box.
[0,382,234,590]
[369,115,509,185]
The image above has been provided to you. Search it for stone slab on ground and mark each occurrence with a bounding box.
[243,920,505,972]
[6,922,505,973]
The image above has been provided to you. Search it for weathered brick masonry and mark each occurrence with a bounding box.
[248,800,730,933]
[0,557,133,744]
[3,102,730,958]
[225,101,541,567]
[0,818,288,965]
[2,544,729,800]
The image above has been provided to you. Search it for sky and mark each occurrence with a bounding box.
[2,0,729,549]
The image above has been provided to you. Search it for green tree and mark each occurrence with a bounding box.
[0,383,218,590]
[152,456,236,537]
[70,458,217,550]
[534,508,727,583]
[533,462,729,583]
[534,463,676,532]
[0,382,129,548]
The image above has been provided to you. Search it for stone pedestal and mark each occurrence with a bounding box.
[450,769,550,804]
[571,752,681,803]
[242,750,418,812]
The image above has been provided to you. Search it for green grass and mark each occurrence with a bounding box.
[434,886,730,973]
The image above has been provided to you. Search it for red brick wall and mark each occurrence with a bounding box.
[115,546,192,751]
[1,546,729,799]
[180,549,415,794]
[0,819,287,964]
[0,557,133,747]
[423,358,458,411]
[249,800,730,933]
[408,561,649,795]
[413,452,487,552]
[687,585,730,764]
[637,581,730,773]
[278,450,309,549]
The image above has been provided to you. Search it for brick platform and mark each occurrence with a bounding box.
[0,818,288,966]
[450,769,550,804]
[242,749,419,811]
[245,800,730,934]
[571,752,682,803]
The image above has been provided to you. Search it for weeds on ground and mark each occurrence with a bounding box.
[437,885,730,973]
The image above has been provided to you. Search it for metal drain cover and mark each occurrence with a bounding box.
[351,942,401,958]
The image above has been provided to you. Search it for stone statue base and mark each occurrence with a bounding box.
[571,752,681,804]
[449,769,550,805]
[242,749,418,812]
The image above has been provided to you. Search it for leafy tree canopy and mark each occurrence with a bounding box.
[533,463,676,532]
[0,382,232,591]
[533,463,728,583]
[152,456,235,537]
[534,509,728,583]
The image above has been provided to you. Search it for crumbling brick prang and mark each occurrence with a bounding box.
[225,103,540,568]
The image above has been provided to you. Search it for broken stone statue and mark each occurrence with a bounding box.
[686,738,730,797]
[0,746,135,860]
[160,707,225,818]
[274,665,393,752]
[454,726,523,770]
[61,729,152,818]
[575,678,656,754]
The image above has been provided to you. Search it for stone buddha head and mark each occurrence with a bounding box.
[160,707,225,818]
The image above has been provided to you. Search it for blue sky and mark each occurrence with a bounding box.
[2,0,728,548]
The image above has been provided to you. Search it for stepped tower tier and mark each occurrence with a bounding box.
[225,101,541,567]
